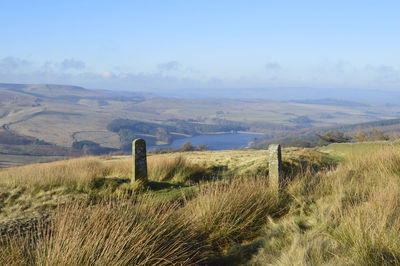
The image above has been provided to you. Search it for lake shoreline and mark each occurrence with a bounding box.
[150,132,262,151]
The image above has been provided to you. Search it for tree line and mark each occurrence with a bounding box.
[316,126,391,144]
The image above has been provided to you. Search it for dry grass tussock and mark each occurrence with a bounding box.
[183,177,280,252]
[0,155,210,191]
[0,157,127,192]
[252,146,400,265]
[1,195,204,265]
[0,175,281,264]
[148,155,211,183]
[3,147,400,264]
[0,155,210,224]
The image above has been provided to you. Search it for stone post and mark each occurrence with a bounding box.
[132,138,148,183]
[268,144,282,190]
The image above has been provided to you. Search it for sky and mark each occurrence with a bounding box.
[0,0,399,94]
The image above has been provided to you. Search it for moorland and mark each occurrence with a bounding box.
[1,141,400,264]
[2,82,400,166]
[1,83,400,264]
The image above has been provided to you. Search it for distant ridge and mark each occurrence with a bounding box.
[0,82,156,99]
[308,117,400,140]
[0,82,86,91]
[3,83,400,103]
[336,118,400,131]
[287,98,370,107]
[160,87,400,103]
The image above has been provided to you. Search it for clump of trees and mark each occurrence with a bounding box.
[371,128,390,141]
[316,127,391,144]
[249,126,400,150]
[353,126,370,142]
[352,127,389,142]
[72,140,117,155]
[177,141,209,152]
[149,141,209,154]
[107,118,247,151]
[316,130,351,143]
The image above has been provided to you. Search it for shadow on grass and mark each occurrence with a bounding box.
[89,178,189,192]
[87,178,195,204]
[210,165,228,174]
[147,181,189,191]
[146,181,195,203]
[206,238,265,265]
[88,177,130,190]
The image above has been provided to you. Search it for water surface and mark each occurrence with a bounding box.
[151,133,261,151]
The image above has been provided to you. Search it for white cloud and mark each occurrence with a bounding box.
[101,71,114,78]
[265,62,281,71]
[0,56,31,73]
[366,65,400,87]
[157,61,181,71]
[1,56,400,92]
[61,58,85,70]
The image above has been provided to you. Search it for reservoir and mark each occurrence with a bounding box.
[150,133,261,151]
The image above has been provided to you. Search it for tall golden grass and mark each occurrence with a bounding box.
[0,157,133,194]
[252,147,400,265]
[34,197,205,265]
[1,196,205,265]
[183,178,279,252]
[0,155,210,192]
[148,155,211,183]
[0,176,280,265]
[2,147,400,264]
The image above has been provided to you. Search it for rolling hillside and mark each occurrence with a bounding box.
[1,82,400,166]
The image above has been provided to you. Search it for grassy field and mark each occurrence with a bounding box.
[4,83,400,168]
[320,140,400,158]
[3,143,400,264]
[0,149,326,223]
[72,130,121,149]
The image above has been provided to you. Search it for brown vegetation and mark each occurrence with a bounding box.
[1,147,400,264]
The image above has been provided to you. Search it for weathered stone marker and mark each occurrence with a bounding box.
[268,144,282,190]
[132,138,148,183]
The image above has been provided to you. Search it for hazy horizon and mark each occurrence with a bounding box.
[1,0,399,95]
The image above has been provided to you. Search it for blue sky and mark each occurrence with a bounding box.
[0,0,399,92]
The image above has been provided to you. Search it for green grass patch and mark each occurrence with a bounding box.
[320,140,400,158]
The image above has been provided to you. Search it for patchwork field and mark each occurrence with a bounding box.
[1,83,400,263]
[2,83,400,152]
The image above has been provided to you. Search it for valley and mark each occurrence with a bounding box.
[1,82,400,166]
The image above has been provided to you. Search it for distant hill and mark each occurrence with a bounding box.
[161,87,400,103]
[287,98,370,107]
[1,82,400,165]
[335,118,400,131]
[250,117,400,149]
[0,83,147,103]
